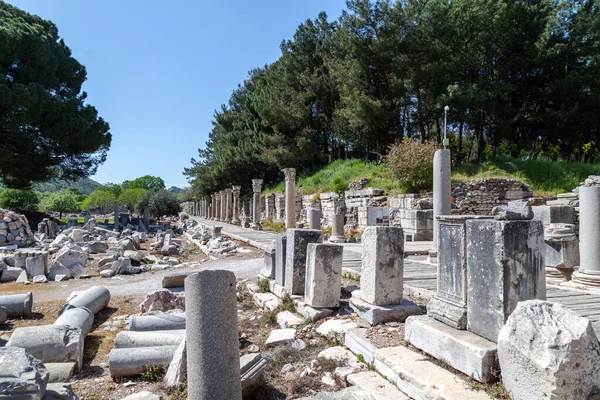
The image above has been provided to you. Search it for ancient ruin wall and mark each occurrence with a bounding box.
[0,209,35,247]
[452,178,532,215]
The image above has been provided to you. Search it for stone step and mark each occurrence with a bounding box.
[374,346,492,400]
[344,328,376,364]
[347,371,410,400]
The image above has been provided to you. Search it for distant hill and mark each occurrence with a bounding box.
[33,177,101,195]
[168,186,182,194]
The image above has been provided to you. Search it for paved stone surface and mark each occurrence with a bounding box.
[347,371,410,400]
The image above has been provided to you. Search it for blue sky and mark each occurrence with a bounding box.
[6,0,347,188]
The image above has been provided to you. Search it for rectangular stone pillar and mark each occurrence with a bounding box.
[305,243,343,308]
[275,233,287,287]
[225,188,233,223]
[283,168,296,229]
[427,215,491,329]
[284,229,323,295]
[114,201,119,230]
[466,219,545,342]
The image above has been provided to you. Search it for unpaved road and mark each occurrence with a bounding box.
[0,255,263,303]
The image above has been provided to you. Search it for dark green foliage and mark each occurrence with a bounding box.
[185,0,600,196]
[32,178,100,195]
[121,175,165,192]
[0,189,39,211]
[46,189,79,218]
[147,190,181,219]
[0,2,111,189]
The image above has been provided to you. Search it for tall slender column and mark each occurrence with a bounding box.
[283,168,296,229]
[210,194,216,219]
[114,201,120,231]
[219,190,226,222]
[431,149,451,263]
[232,186,241,225]
[251,179,263,230]
[225,188,233,223]
[573,182,600,286]
[214,192,221,221]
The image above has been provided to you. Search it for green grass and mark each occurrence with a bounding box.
[262,157,600,198]
[263,159,400,196]
[453,157,600,196]
[58,217,114,225]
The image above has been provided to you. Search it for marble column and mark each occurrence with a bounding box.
[214,192,221,221]
[232,186,241,225]
[283,168,297,229]
[573,183,600,286]
[431,149,451,263]
[210,194,216,219]
[251,179,263,230]
[114,201,120,231]
[219,190,225,222]
[225,188,233,223]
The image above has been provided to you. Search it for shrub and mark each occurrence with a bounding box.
[148,190,181,219]
[332,176,348,193]
[0,189,39,211]
[385,140,438,192]
[82,189,116,214]
[46,189,80,218]
[118,188,148,210]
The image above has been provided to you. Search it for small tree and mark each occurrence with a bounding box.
[46,189,80,218]
[385,140,439,193]
[0,189,39,211]
[148,190,181,219]
[118,188,148,211]
[82,189,117,214]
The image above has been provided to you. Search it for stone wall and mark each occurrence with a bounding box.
[0,209,34,247]
[452,178,532,215]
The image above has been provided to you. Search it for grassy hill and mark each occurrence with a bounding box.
[33,177,101,195]
[264,157,600,197]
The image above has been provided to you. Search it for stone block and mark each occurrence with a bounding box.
[315,318,358,337]
[275,233,287,287]
[466,219,545,342]
[276,311,304,328]
[259,241,276,279]
[25,254,47,277]
[360,226,404,306]
[1,266,23,282]
[349,290,421,325]
[284,229,323,295]
[240,353,267,395]
[344,328,376,364]
[498,300,600,400]
[405,315,498,383]
[265,328,295,347]
[346,371,408,400]
[304,243,343,308]
[295,301,333,322]
[0,347,49,399]
[532,205,575,226]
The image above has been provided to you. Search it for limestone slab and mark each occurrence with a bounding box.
[296,301,333,322]
[0,347,49,400]
[276,311,304,328]
[305,243,343,308]
[349,291,421,325]
[373,346,491,400]
[275,233,287,286]
[315,319,358,337]
[346,371,409,400]
[405,315,498,383]
[344,328,376,364]
[265,328,296,347]
[284,229,323,295]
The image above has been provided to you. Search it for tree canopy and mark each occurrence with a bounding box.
[121,175,165,192]
[0,2,111,189]
[185,0,600,195]
[46,188,79,218]
[81,189,116,214]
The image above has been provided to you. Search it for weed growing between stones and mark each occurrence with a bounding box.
[167,382,187,400]
[257,278,270,293]
[140,363,166,382]
[279,292,296,313]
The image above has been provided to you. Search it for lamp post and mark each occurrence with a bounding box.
[443,105,449,148]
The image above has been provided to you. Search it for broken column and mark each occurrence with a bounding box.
[275,232,287,287]
[329,213,345,243]
[283,168,296,229]
[114,201,120,230]
[54,307,94,337]
[466,218,545,342]
[285,229,323,295]
[0,292,33,318]
[431,148,451,263]
[109,345,179,378]
[305,243,343,308]
[251,179,263,230]
[225,188,233,223]
[232,186,241,225]
[573,180,600,286]
[58,286,110,316]
[349,226,420,325]
[185,270,242,399]
[0,347,49,399]
[307,208,321,230]
[544,223,579,280]
[129,313,186,331]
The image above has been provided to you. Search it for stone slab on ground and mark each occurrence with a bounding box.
[295,386,372,400]
[296,301,334,322]
[43,382,78,400]
[119,391,160,400]
[265,328,296,347]
[240,352,267,395]
[344,328,377,365]
[44,363,76,383]
[316,319,358,337]
[373,346,491,400]
[405,315,498,383]
[349,291,422,325]
[276,311,304,329]
[252,292,281,311]
[347,371,410,400]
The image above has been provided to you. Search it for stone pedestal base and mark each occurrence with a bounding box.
[545,266,573,281]
[405,315,498,383]
[349,291,422,325]
[571,270,600,287]
[427,297,467,330]
[328,235,345,243]
[250,223,262,231]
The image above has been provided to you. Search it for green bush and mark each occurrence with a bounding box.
[82,189,116,214]
[0,189,39,211]
[46,189,80,218]
[148,190,181,219]
[332,176,348,193]
[385,140,439,192]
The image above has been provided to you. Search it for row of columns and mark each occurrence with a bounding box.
[189,168,297,231]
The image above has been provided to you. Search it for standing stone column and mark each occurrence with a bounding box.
[232,186,241,225]
[210,194,216,219]
[285,229,323,295]
[251,179,263,230]
[185,270,242,400]
[114,201,120,231]
[573,181,600,286]
[431,149,451,262]
[219,190,225,222]
[283,168,297,229]
[329,213,345,243]
[225,188,233,223]
[308,208,321,230]
[214,192,221,221]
